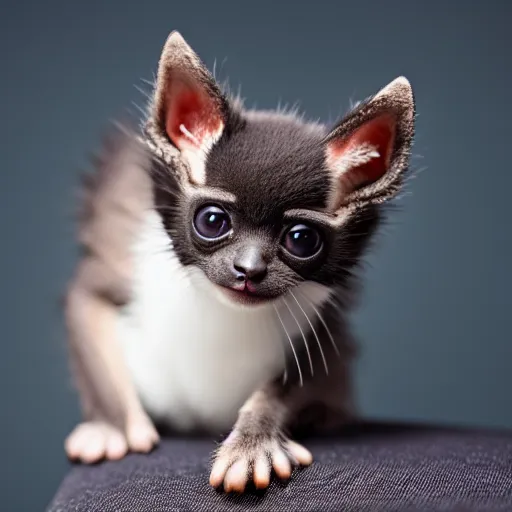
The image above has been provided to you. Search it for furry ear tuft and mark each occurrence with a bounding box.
[324,76,415,211]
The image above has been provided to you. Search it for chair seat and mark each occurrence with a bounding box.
[48,422,512,511]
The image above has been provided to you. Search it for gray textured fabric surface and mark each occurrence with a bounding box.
[48,422,512,511]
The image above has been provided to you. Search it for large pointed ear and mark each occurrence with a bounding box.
[146,31,228,185]
[324,77,415,211]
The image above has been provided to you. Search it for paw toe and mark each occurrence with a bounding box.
[79,428,107,463]
[65,423,105,463]
[65,424,87,460]
[286,440,313,466]
[105,430,128,460]
[253,455,271,489]
[209,457,230,488]
[126,422,158,453]
[224,459,249,493]
[271,448,292,479]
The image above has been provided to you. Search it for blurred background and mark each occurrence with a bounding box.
[2,0,511,510]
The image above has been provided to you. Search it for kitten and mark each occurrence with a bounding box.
[64,31,415,493]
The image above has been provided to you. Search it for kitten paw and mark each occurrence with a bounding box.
[65,417,159,464]
[65,422,128,463]
[209,432,312,492]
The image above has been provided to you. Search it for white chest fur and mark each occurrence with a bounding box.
[118,211,330,434]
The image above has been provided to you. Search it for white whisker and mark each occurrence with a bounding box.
[297,291,340,357]
[282,297,313,377]
[290,290,329,376]
[273,303,303,387]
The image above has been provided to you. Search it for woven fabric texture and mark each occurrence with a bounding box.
[48,422,512,512]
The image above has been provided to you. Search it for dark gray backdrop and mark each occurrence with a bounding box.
[2,1,511,510]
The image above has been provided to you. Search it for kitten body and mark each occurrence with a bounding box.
[64,31,415,492]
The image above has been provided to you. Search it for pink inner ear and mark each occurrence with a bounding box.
[165,81,223,150]
[328,114,396,190]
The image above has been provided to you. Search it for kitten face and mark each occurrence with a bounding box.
[147,32,415,307]
[154,115,329,305]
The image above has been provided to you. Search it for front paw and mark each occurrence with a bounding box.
[209,430,313,493]
[65,416,159,464]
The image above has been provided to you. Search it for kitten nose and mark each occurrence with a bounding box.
[233,246,267,282]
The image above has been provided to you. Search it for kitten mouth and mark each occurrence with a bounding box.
[218,284,273,306]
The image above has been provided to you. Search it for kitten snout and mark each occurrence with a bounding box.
[232,244,268,283]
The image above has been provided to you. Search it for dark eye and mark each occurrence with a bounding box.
[193,205,232,240]
[282,224,322,258]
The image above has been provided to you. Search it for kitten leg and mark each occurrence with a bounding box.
[210,306,355,492]
[64,128,159,463]
[64,264,159,464]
